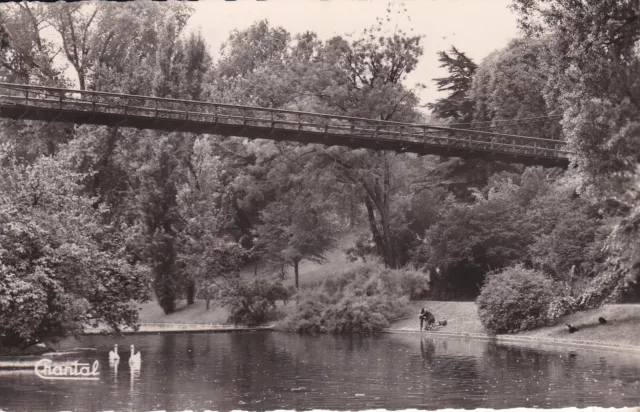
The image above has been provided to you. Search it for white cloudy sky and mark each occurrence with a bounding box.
[186,0,522,109]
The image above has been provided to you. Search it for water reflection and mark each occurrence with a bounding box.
[0,332,638,411]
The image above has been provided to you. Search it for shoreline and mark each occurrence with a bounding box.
[84,323,640,354]
[82,322,275,335]
[385,328,640,354]
[84,321,640,354]
[2,323,638,366]
[92,323,640,354]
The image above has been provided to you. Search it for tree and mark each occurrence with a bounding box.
[428,46,477,123]
[296,27,425,268]
[469,37,562,138]
[511,0,639,176]
[0,146,150,348]
[413,166,601,299]
[511,0,640,309]
[255,188,337,289]
[133,137,184,315]
[417,187,533,298]
[177,137,251,306]
[1,2,200,317]
[0,3,61,84]
[208,14,428,270]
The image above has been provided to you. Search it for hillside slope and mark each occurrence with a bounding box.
[138,231,361,324]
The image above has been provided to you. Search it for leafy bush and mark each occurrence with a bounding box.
[476,264,560,334]
[279,262,426,334]
[0,151,151,348]
[217,278,292,326]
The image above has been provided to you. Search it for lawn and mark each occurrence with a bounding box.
[393,300,640,348]
[138,231,361,325]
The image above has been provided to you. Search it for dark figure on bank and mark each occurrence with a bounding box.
[419,308,435,330]
[566,324,579,333]
[599,317,607,324]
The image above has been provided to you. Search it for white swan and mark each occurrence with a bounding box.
[108,344,120,361]
[128,344,141,367]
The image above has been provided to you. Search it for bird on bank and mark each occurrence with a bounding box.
[128,344,141,367]
[599,317,607,324]
[566,324,579,333]
[109,344,120,361]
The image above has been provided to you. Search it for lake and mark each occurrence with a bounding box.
[1,332,639,411]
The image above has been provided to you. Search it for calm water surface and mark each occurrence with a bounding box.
[1,332,639,411]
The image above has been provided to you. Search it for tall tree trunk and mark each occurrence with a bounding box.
[91,126,119,200]
[364,195,385,259]
[348,194,358,228]
[155,271,176,315]
[379,156,397,268]
[379,206,397,268]
[154,239,177,314]
[186,280,195,305]
[363,180,397,267]
[294,259,300,289]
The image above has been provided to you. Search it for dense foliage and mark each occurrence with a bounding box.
[280,262,427,334]
[0,0,638,346]
[476,265,560,334]
[428,46,477,123]
[411,167,604,299]
[0,147,150,347]
[216,278,292,326]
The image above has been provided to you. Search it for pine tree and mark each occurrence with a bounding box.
[428,46,477,123]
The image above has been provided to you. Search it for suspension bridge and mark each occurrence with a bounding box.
[0,83,571,168]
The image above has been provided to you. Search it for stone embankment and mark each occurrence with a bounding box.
[83,322,275,335]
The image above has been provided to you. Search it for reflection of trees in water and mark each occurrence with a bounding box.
[224,333,290,398]
[479,343,558,407]
[271,333,489,410]
[479,342,640,408]
[185,334,196,368]
[396,336,484,409]
[142,334,178,411]
[5,333,640,411]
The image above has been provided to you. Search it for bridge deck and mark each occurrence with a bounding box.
[0,83,571,168]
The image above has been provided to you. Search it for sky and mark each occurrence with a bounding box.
[185,0,522,110]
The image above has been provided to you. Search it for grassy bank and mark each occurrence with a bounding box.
[136,232,640,349]
[138,300,229,325]
[394,301,640,348]
[138,297,640,349]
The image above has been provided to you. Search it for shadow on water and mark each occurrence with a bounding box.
[0,332,639,411]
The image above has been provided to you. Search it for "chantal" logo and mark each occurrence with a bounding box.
[34,359,100,381]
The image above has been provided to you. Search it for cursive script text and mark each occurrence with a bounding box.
[34,359,100,380]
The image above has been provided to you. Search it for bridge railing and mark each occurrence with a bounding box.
[0,83,572,159]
